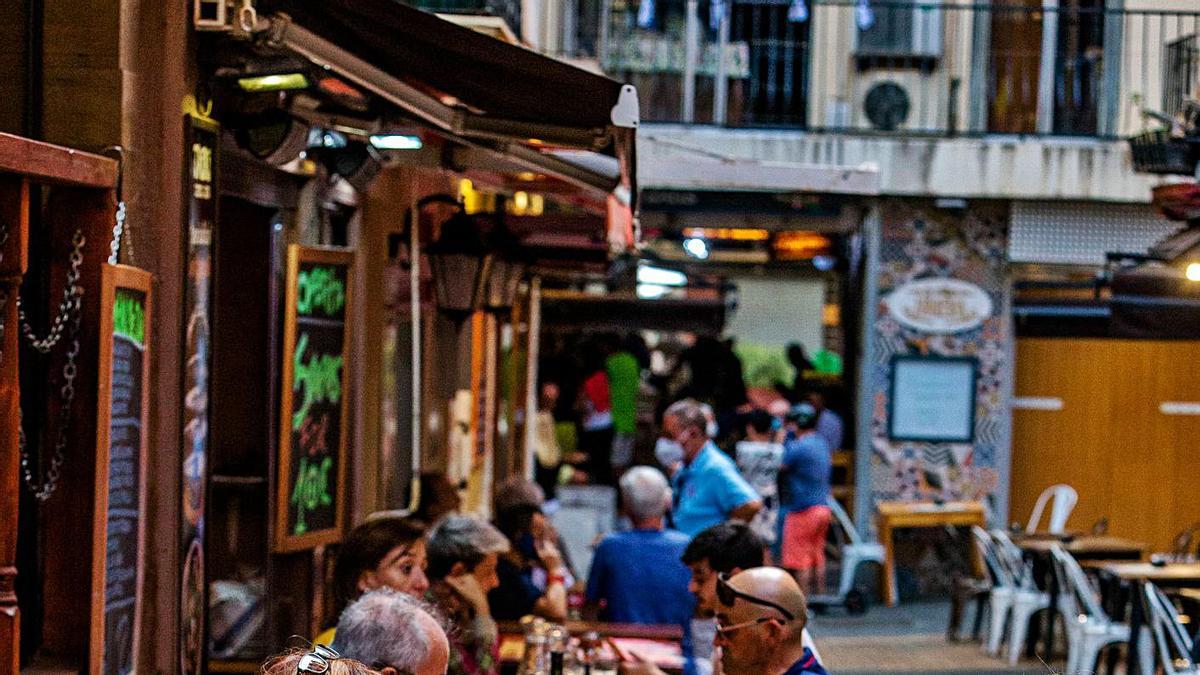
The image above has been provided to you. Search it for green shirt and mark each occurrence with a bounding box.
[605,351,640,434]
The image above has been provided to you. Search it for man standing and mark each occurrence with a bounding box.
[333,588,451,675]
[586,467,694,625]
[714,568,827,675]
[780,404,833,596]
[661,399,761,537]
[806,390,844,451]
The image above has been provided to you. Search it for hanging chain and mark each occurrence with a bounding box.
[108,200,125,265]
[17,227,85,501]
[18,229,85,354]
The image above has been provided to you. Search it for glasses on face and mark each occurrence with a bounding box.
[298,644,341,673]
[715,616,778,637]
[715,573,796,621]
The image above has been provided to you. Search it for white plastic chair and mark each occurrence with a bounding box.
[826,496,885,601]
[1145,582,1198,675]
[989,530,1051,665]
[1050,544,1134,674]
[1026,484,1078,534]
[971,527,1015,656]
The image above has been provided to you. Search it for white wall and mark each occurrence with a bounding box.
[725,274,825,353]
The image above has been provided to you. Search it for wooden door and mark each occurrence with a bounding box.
[1011,339,1200,552]
[986,0,1043,133]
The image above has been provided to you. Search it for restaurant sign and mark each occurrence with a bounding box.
[886,278,992,334]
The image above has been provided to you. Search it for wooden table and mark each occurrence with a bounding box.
[876,500,987,607]
[497,620,685,674]
[1019,535,1147,559]
[1095,562,1200,675]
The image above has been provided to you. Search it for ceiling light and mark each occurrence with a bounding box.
[637,283,671,299]
[369,133,423,151]
[683,237,710,260]
[637,263,686,287]
[682,227,770,241]
[1187,262,1200,281]
[237,73,310,92]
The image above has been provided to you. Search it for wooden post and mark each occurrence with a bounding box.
[0,176,30,675]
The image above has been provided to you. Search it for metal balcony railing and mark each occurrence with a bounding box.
[565,0,1200,137]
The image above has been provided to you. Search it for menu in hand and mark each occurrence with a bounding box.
[275,245,354,552]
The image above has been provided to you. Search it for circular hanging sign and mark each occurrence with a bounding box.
[886,278,993,334]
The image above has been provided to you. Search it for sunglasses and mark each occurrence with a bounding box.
[715,616,780,637]
[298,644,341,673]
[715,573,796,622]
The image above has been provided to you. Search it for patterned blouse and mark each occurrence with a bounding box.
[427,582,500,675]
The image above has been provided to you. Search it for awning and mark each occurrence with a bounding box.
[253,0,639,210]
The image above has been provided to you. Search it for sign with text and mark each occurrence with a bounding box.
[886,278,993,334]
[91,264,152,675]
[888,355,978,443]
[275,245,353,551]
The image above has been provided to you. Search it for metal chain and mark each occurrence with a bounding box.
[18,229,85,354]
[17,227,85,502]
[108,200,125,265]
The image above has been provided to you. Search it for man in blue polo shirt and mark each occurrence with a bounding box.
[660,399,761,537]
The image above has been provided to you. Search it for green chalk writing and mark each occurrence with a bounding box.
[297,266,346,316]
[291,456,333,535]
[113,290,145,343]
[292,332,343,430]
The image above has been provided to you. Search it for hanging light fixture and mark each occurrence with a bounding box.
[482,211,528,315]
[425,206,493,322]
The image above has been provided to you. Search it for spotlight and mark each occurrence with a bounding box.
[637,263,686,287]
[369,133,423,151]
[1187,262,1200,281]
[236,73,310,92]
[234,109,312,167]
[315,140,382,193]
[683,237,710,260]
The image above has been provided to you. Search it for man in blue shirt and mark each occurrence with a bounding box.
[806,391,844,451]
[779,403,832,596]
[586,466,694,625]
[660,399,761,537]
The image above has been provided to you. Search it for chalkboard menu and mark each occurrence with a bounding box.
[91,264,153,675]
[275,245,354,551]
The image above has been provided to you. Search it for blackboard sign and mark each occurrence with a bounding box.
[91,264,153,675]
[275,245,354,551]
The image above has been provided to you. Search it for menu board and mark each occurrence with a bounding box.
[888,355,978,443]
[91,264,153,675]
[275,245,353,551]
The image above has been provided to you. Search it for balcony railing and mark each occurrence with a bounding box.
[562,0,1200,137]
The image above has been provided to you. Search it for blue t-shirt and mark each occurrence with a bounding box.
[671,443,760,537]
[585,528,695,625]
[781,433,832,513]
[783,648,828,675]
[815,409,844,451]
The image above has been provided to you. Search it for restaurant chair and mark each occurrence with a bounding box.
[825,496,885,604]
[1145,582,1198,675]
[990,530,1051,665]
[1050,544,1131,674]
[1026,484,1078,534]
[972,527,1016,656]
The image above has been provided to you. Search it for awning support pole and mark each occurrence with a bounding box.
[407,195,423,512]
[521,277,541,480]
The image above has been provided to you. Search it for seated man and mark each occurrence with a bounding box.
[714,567,826,675]
[586,466,694,625]
[332,588,449,675]
[426,515,511,675]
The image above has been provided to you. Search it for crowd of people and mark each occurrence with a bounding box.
[275,389,843,675]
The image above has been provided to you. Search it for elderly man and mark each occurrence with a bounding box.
[333,588,450,675]
[660,399,761,537]
[714,567,826,675]
[586,466,694,625]
[426,515,510,675]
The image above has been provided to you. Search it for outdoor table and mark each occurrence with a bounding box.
[1095,561,1200,675]
[1017,537,1146,661]
[876,500,987,607]
[497,620,685,674]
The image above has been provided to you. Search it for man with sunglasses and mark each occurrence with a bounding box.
[333,588,450,675]
[713,568,826,675]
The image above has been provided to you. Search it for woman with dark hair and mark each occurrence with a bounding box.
[317,517,429,645]
[488,504,569,622]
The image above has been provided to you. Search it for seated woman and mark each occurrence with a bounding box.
[426,515,511,675]
[489,504,568,622]
[316,517,429,645]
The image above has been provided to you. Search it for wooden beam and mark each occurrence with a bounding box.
[0,176,29,675]
[0,133,118,189]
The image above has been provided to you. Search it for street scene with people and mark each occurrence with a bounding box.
[2,0,1200,674]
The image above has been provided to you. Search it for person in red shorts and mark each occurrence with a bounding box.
[778,403,832,596]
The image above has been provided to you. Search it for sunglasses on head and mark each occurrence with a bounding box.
[298,644,341,674]
[715,573,796,621]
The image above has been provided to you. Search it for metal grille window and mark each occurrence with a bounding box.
[732,0,811,126]
[1165,35,1199,117]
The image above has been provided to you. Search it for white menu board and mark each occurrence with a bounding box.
[889,356,977,442]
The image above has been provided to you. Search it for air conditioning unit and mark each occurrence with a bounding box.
[853,0,942,60]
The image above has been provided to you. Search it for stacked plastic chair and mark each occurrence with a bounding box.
[1050,544,1132,674]
[1144,582,1198,675]
[990,529,1051,665]
[825,495,885,608]
[1026,484,1078,534]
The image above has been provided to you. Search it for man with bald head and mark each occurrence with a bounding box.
[713,568,826,675]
